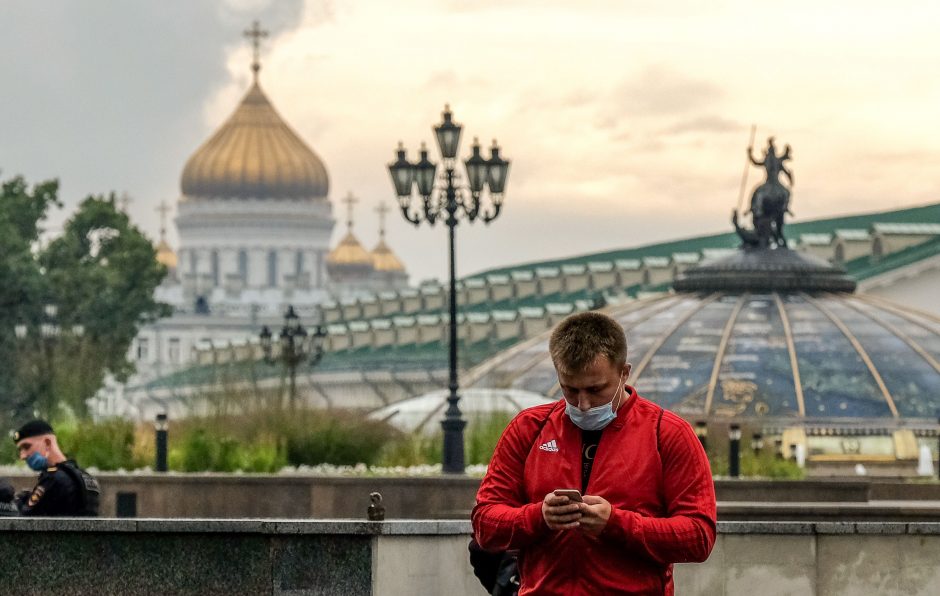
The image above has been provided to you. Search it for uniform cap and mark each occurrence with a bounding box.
[12,419,54,443]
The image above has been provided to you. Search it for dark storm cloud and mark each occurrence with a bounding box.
[0,0,305,235]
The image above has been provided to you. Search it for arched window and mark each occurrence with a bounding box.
[238,250,249,283]
[268,250,278,287]
[834,243,845,263]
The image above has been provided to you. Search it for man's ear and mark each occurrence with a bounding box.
[622,363,632,380]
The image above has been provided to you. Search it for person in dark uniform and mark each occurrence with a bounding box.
[12,419,100,516]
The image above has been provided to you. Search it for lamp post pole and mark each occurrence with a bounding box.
[388,105,510,474]
[155,413,168,472]
[695,420,708,451]
[260,305,327,410]
[729,423,742,478]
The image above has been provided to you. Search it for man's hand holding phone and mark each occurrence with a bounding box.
[542,489,583,530]
[578,495,612,538]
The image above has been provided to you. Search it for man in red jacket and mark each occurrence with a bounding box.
[472,311,716,595]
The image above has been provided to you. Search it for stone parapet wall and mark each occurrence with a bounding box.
[1,519,939,595]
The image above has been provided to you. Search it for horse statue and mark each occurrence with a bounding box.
[740,137,793,248]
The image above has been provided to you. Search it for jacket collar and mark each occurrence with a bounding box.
[609,384,639,431]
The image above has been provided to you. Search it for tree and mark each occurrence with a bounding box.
[1,174,169,422]
[0,176,59,420]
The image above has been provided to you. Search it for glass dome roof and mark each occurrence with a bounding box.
[370,388,553,434]
[468,292,940,424]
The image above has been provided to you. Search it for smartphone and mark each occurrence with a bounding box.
[553,489,583,502]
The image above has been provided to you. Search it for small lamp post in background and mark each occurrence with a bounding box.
[387,105,510,475]
[695,421,708,451]
[155,413,168,472]
[729,423,742,478]
[259,305,327,410]
[752,432,764,455]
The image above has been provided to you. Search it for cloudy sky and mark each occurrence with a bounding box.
[3,1,940,282]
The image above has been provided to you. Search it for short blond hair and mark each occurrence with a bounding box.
[549,311,627,375]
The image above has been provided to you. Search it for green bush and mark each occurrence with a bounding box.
[466,412,514,465]
[162,408,400,472]
[742,451,804,479]
[0,437,17,465]
[243,441,285,473]
[54,418,145,470]
[378,432,442,467]
[283,411,399,467]
[377,411,513,468]
[169,427,286,473]
[710,450,804,479]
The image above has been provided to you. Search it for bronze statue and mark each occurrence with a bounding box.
[737,137,794,249]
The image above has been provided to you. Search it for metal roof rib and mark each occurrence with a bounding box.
[703,295,748,416]
[842,298,940,376]
[803,294,900,418]
[773,294,807,418]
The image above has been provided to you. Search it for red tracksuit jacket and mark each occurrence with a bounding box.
[472,388,716,595]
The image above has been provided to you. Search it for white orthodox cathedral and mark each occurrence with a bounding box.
[122,37,410,398]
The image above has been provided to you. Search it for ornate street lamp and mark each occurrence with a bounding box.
[388,105,510,474]
[259,305,327,410]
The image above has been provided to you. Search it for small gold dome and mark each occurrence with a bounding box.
[156,240,178,269]
[180,82,329,200]
[327,232,375,269]
[371,239,406,272]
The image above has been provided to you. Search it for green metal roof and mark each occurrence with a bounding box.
[469,201,940,279]
[846,234,940,281]
[142,335,521,391]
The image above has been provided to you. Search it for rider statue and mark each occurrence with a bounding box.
[735,137,794,249]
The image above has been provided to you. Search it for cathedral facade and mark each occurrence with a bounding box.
[116,32,409,404]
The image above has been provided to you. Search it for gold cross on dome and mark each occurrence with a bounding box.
[375,202,390,240]
[156,200,172,242]
[342,192,359,232]
[243,20,269,80]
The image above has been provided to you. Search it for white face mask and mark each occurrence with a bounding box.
[565,372,625,431]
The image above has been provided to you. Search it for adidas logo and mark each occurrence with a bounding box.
[539,440,559,452]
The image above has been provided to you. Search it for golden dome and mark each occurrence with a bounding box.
[180,82,329,200]
[371,239,406,272]
[327,232,375,268]
[156,240,178,269]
